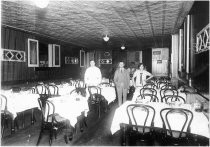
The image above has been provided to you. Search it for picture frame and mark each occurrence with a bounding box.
[65,57,78,64]
[80,50,85,67]
[28,38,39,67]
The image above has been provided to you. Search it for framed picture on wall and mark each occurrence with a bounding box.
[80,50,85,67]
[28,38,39,67]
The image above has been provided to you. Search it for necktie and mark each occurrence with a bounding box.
[140,73,143,85]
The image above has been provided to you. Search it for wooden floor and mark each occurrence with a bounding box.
[1,94,209,146]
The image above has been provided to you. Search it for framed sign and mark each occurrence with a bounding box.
[100,59,112,64]
[28,39,39,67]
[80,50,85,67]
[65,57,78,64]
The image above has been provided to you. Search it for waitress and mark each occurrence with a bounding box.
[132,63,153,87]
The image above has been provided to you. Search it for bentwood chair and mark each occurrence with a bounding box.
[163,95,186,104]
[47,84,59,97]
[35,84,48,95]
[161,84,177,90]
[88,86,107,118]
[136,94,159,103]
[1,94,13,138]
[160,89,178,102]
[143,83,157,89]
[75,80,86,88]
[140,88,157,97]
[99,82,111,87]
[157,81,168,89]
[37,98,70,145]
[160,108,193,145]
[120,104,156,145]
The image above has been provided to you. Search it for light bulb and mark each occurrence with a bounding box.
[34,0,49,8]
[103,35,109,42]
[121,45,125,50]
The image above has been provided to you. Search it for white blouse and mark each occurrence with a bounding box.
[132,70,152,87]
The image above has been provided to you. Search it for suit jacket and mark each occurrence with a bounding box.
[114,68,130,89]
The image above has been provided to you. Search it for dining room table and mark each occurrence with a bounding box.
[48,93,89,128]
[1,89,40,131]
[110,100,210,139]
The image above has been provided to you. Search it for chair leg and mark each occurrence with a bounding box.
[53,128,57,139]
[1,117,5,138]
[83,117,88,128]
[31,109,35,125]
[98,103,101,118]
[5,118,9,128]
[64,134,68,144]
[49,128,53,146]
[22,112,25,129]
[36,129,43,146]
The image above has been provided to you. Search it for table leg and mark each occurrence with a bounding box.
[31,109,35,125]
[22,112,25,128]
[11,117,16,134]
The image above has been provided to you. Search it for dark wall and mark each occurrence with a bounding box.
[1,26,83,84]
[111,49,152,77]
[142,48,152,73]
[189,1,209,92]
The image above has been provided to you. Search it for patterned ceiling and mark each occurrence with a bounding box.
[2,0,194,50]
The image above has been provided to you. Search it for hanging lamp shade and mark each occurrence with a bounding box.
[34,0,49,8]
[103,35,109,42]
[121,45,125,50]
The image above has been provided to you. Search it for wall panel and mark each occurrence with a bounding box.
[1,26,84,84]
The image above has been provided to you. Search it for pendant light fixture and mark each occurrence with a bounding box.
[103,35,109,42]
[34,0,49,8]
[121,45,125,50]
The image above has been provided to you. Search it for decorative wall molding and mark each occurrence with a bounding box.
[1,48,26,62]
[195,24,210,54]
[100,59,112,64]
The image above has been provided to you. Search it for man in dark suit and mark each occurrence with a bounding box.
[114,61,130,106]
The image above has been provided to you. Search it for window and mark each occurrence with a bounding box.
[28,39,39,67]
[28,39,61,67]
[48,44,61,67]
[53,44,61,67]
[80,50,85,67]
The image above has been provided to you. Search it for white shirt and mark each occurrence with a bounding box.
[132,70,152,87]
[84,66,102,86]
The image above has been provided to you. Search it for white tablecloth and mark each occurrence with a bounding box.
[110,101,210,138]
[132,87,187,102]
[1,90,40,119]
[100,86,116,104]
[57,84,75,95]
[49,94,89,127]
